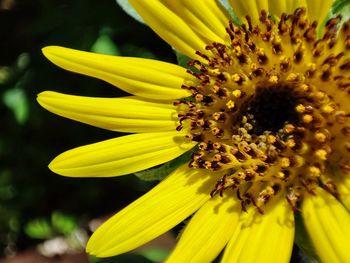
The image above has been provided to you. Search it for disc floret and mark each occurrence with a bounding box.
[176,8,350,213]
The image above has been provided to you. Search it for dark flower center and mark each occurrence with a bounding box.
[176,7,350,213]
[243,84,300,135]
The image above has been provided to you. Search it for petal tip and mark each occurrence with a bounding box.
[36,91,50,102]
[48,158,67,177]
[42,45,62,56]
[85,240,95,255]
[42,46,57,59]
[85,236,107,258]
[36,92,43,104]
[42,46,73,65]
[48,161,58,174]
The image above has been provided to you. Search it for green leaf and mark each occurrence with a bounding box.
[0,67,11,84]
[316,0,350,38]
[9,217,19,232]
[138,248,169,262]
[120,44,156,59]
[332,0,350,19]
[0,185,15,200]
[91,32,120,56]
[134,149,195,181]
[175,51,200,74]
[175,51,192,68]
[218,0,241,24]
[25,219,53,239]
[3,87,29,124]
[219,0,230,9]
[51,212,77,235]
[116,0,144,24]
[226,7,241,25]
[16,53,30,70]
[294,213,320,263]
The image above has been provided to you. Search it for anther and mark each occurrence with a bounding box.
[232,89,242,98]
[315,132,327,142]
[198,142,208,150]
[267,135,277,144]
[315,149,328,160]
[226,100,235,109]
[268,75,279,83]
[280,157,291,168]
[283,124,295,134]
[309,166,321,177]
[179,10,349,213]
[302,114,313,123]
[321,105,334,114]
[295,104,306,113]
[286,139,296,148]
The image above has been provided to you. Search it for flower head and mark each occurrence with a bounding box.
[38,0,350,262]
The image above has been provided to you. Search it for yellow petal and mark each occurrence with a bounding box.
[268,0,308,16]
[268,0,288,16]
[266,0,331,24]
[336,176,350,211]
[268,0,311,19]
[222,198,294,263]
[166,191,240,263]
[86,165,219,257]
[37,91,178,133]
[302,187,350,263]
[42,46,192,100]
[257,0,269,13]
[230,0,329,23]
[305,0,333,22]
[160,0,230,44]
[128,0,208,59]
[49,131,196,177]
[290,0,308,11]
[229,0,261,23]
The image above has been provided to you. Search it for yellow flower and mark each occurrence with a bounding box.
[37,0,350,262]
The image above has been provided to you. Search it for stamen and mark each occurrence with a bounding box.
[176,8,350,213]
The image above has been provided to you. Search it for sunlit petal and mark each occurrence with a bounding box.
[302,187,350,263]
[86,165,220,257]
[166,191,240,263]
[228,0,263,23]
[160,0,230,44]
[49,131,196,177]
[37,91,178,133]
[305,0,333,22]
[42,46,192,100]
[222,198,294,263]
[129,0,208,59]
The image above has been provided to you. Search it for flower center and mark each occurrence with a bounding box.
[240,83,300,135]
[175,8,350,213]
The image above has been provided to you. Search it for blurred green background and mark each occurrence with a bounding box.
[0,0,177,262]
[3,0,348,262]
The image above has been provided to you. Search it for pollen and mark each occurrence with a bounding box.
[321,105,334,114]
[176,8,350,213]
[280,157,291,168]
[309,166,321,177]
[232,74,241,82]
[267,134,276,144]
[315,149,328,160]
[269,75,279,83]
[226,100,235,109]
[315,132,327,142]
[295,104,306,113]
[302,114,313,123]
[232,90,241,98]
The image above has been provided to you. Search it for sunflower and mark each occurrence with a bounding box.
[37,0,350,262]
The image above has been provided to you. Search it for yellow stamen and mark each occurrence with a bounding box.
[226,100,235,109]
